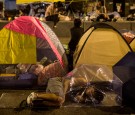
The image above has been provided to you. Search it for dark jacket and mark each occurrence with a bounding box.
[68,26,84,53]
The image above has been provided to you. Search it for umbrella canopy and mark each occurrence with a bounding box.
[16,0,65,4]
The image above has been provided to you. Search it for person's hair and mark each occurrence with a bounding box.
[57,1,63,8]
[74,18,82,27]
[54,2,57,8]
[98,0,104,6]
[92,88,104,103]
[28,64,43,75]
[28,64,38,73]
[54,1,63,8]
[96,14,108,22]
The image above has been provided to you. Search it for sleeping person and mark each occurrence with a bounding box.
[26,73,104,107]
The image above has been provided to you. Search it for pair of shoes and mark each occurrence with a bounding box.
[27,92,37,106]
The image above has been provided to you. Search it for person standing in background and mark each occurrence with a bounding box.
[45,1,63,27]
[68,18,84,71]
[45,2,58,18]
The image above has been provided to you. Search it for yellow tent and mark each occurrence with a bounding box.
[73,23,132,68]
[16,0,65,4]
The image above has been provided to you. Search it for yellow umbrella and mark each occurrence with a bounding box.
[16,0,65,4]
[65,0,89,2]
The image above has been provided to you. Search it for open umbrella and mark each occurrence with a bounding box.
[16,0,65,4]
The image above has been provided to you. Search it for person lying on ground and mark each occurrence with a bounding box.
[28,61,65,86]
[26,64,104,107]
[26,62,65,107]
[27,77,65,107]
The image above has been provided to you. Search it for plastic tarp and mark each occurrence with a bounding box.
[120,29,135,44]
[63,64,123,107]
[119,29,135,52]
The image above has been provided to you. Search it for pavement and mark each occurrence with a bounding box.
[0,106,134,115]
[0,90,134,115]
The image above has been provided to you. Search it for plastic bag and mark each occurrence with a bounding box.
[120,29,135,44]
[63,64,123,107]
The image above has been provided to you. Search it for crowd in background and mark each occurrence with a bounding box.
[0,0,135,22]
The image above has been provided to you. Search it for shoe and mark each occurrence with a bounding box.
[27,92,37,106]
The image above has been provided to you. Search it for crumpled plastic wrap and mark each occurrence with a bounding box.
[64,64,123,107]
[120,29,135,44]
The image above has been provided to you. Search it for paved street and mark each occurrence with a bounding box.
[0,90,134,115]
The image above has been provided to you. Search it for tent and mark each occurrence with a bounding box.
[0,16,67,66]
[0,16,68,88]
[113,52,135,83]
[130,37,135,52]
[16,0,65,4]
[73,22,133,68]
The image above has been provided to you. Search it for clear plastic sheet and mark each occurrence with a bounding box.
[120,29,135,44]
[63,64,123,107]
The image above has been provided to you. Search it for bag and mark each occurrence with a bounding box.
[38,61,65,86]
[18,73,37,80]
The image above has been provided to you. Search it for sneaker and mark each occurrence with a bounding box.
[27,92,37,106]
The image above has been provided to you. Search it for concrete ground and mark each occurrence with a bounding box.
[0,107,134,115]
[0,90,134,115]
